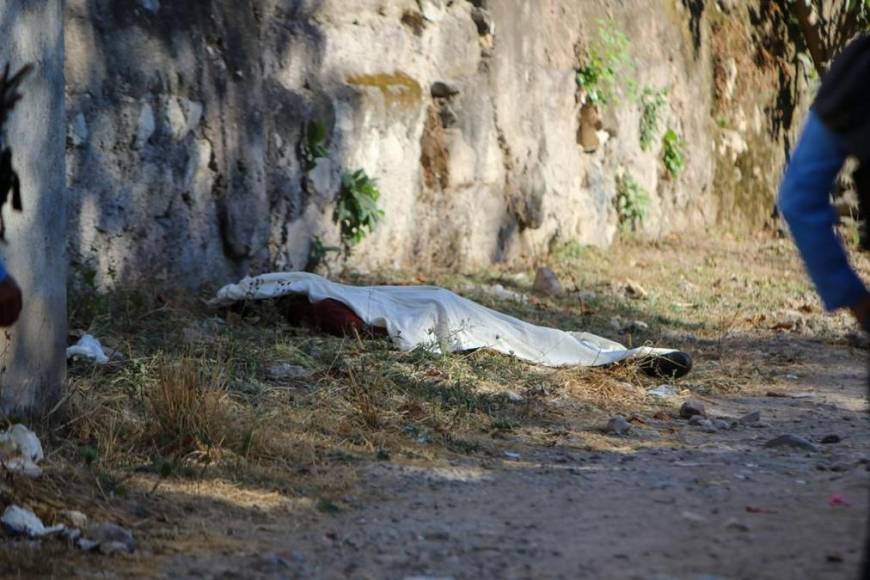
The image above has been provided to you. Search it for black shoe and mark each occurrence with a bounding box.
[637,351,693,379]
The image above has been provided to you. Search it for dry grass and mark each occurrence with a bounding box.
[148,356,235,454]
[60,232,856,480]
[20,229,860,574]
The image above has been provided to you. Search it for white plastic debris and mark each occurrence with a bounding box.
[0,424,44,477]
[648,384,678,399]
[67,335,110,364]
[1,505,64,538]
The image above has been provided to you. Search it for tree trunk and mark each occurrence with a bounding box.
[0,1,66,417]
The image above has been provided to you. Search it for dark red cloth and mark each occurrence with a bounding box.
[278,295,386,337]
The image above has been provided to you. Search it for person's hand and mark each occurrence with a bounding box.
[849,294,870,332]
[0,275,22,327]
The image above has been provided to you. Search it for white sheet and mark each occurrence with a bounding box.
[211,272,676,367]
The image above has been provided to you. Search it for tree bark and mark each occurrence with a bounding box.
[0,1,66,417]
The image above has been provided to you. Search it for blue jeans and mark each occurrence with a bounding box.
[778,110,868,311]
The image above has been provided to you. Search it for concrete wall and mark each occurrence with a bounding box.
[64,0,804,290]
[0,0,67,416]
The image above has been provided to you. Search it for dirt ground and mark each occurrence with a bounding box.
[153,338,870,580]
[2,233,869,579]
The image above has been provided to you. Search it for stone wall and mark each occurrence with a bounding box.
[65,0,806,289]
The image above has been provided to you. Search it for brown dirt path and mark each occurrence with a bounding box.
[161,338,868,580]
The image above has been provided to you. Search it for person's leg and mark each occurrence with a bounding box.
[779,111,862,311]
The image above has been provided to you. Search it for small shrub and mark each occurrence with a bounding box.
[551,240,588,264]
[576,19,635,107]
[334,169,384,255]
[616,172,651,233]
[306,236,341,272]
[301,120,329,171]
[639,87,668,151]
[662,129,686,179]
[148,356,233,453]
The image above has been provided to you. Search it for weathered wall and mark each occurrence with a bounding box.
[65,0,804,289]
[0,0,67,415]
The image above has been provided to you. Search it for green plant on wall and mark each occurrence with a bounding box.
[662,129,685,179]
[301,120,329,171]
[334,169,384,255]
[306,235,341,272]
[576,19,635,107]
[616,172,650,233]
[639,87,668,151]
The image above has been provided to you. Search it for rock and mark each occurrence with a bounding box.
[689,415,727,433]
[820,434,842,444]
[133,102,156,150]
[252,553,293,574]
[438,103,459,128]
[698,419,718,433]
[68,112,88,148]
[688,415,706,426]
[764,434,818,452]
[86,522,135,554]
[59,510,88,529]
[607,416,631,436]
[308,157,340,200]
[266,363,314,381]
[533,267,564,296]
[576,290,597,302]
[679,400,706,419]
[504,391,524,402]
[162,96,202,141]
[681,510,706,524]
[609,317,647,334]
[470,7,495,36]
[717,0,737,13]
[2,505,64,538]
[772,309,805,331]
[77,538,100,551]
[419,0,446,22]
[647,384,678,399]
[677,280,697,293]
[623,280,648,300]
[713,419,732,431]
[482,284,527,303]
[724,518,749,532]
[139,0,160,12]
[738,411,761,425]
[430,81,460,99]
